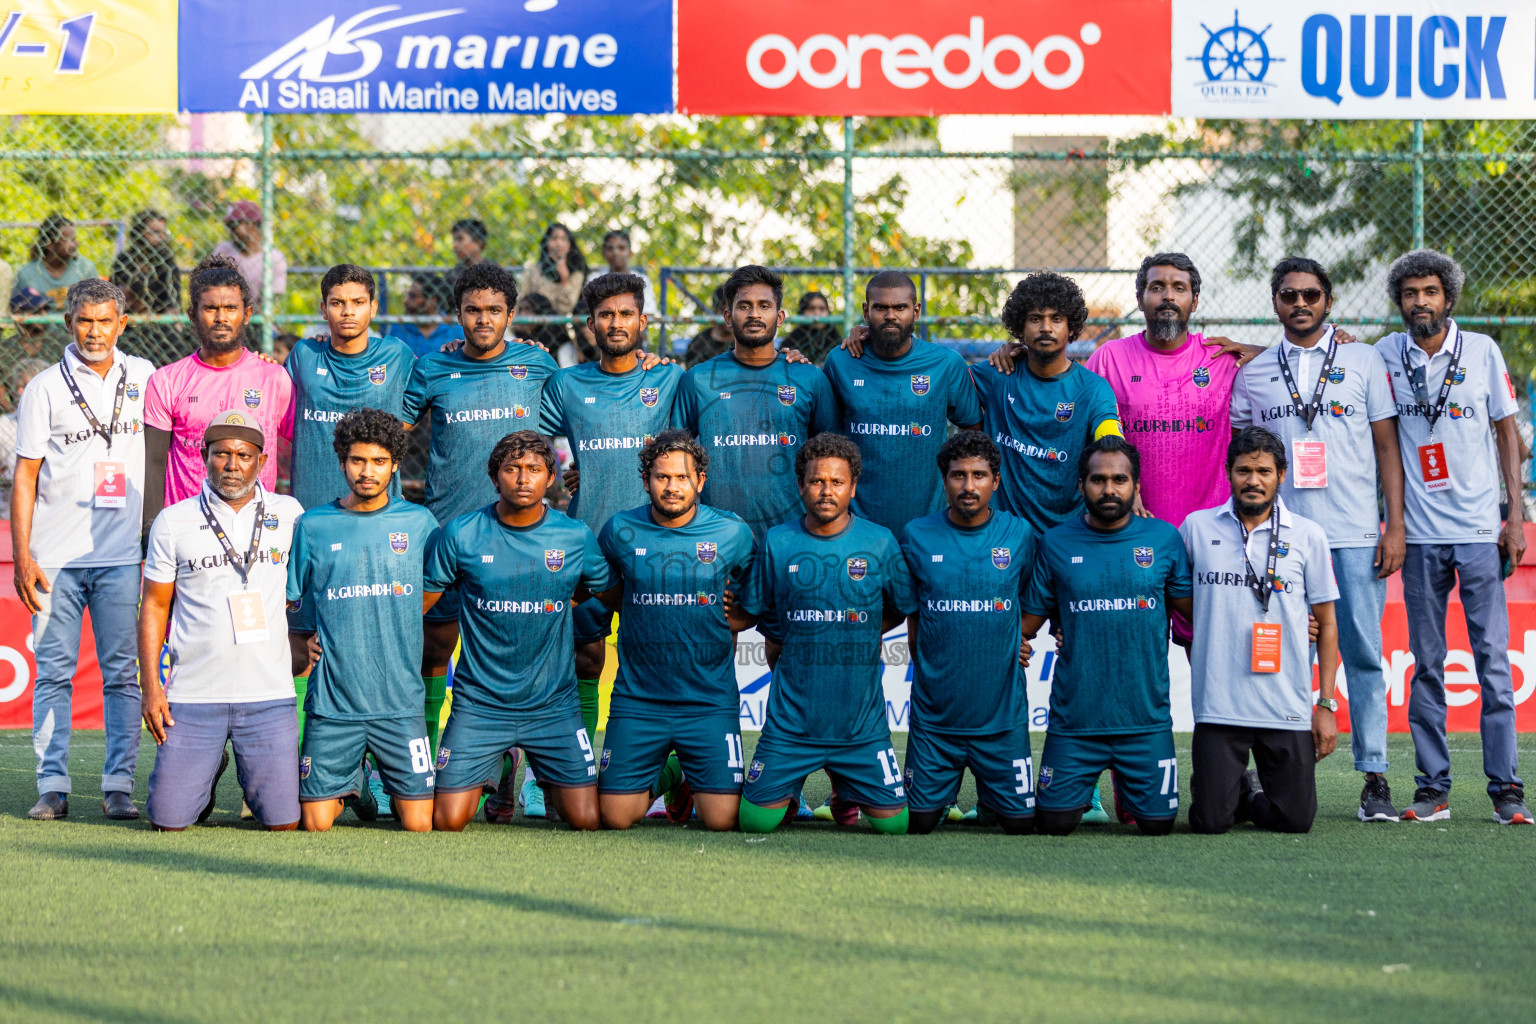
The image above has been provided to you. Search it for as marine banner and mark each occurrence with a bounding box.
[178,0,674,114]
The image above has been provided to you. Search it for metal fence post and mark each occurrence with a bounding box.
[259,113,275,353]
[1412,119,1425,250]
[842,116,855,337]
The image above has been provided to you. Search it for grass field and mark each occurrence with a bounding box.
[1,729,1531,1024]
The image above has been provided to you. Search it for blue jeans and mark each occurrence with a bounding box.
[146,699,300,829]
[1330,546,1389,774]
[1402,543,1522,797]
[32,564,142,796]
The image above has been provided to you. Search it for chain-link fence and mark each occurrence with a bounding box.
[4,113,1536,486]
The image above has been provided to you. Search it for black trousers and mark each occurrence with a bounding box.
[1190,723,1317,834]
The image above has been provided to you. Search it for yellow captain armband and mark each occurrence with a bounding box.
[1093,419,1124,440]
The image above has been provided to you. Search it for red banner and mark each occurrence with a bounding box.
[677,0,1171,116]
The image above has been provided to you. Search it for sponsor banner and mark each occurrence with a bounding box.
[0,0,177,113]
[1173,0,1536,118]
[179,0,672,114]
[677,0,1171,116]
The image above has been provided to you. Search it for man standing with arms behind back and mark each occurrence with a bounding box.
[1376,249,1530,826]
[13,279,154,820]
[1230,257,1407,823]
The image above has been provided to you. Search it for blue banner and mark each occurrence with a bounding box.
[178,0,673,113]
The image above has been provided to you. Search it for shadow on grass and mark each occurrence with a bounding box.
[0,981,208,1024]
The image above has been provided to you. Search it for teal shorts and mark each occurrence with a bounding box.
[598,710,743,795]
[299,713,434,801]
[572,596,614,645]
[434,707,597,792]
[904,720,1035,817]
[1037,729,1179,820]
[742,731,905,810]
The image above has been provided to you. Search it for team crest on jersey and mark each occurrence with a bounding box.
[746,759,764,783]
[696,541,717,563]
[1451,367,1467,385]
[390,532,409,553]
[1038,765,1053,789]
[777,385,797,406]
[368,364,387,385]
[299,756,311,779]
[509,365,528,380]
[910,374,930,396]
[1134,546,1154,568]
[263,512,279,530]
[126,382,140,401]
[243,388,262,408]
[545,549,565,571]
[992,548,1010,569]
[1275,540,1290,558]
[1054,402,1074,422]
[1326,367,1346,384]
[435,747,451,770]
[600,748,611,770]
[1192,366,1210,388]
[639,387,659,407]
[846,557,868,581]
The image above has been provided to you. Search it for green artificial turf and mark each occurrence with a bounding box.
[1,730,1531,1023]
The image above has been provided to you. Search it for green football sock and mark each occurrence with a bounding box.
[738,799,789,833]
[862,808,910,835]
[577,678,600,740]
[653,753,682,799]
[293,676,308,741]
[423,674,447,754]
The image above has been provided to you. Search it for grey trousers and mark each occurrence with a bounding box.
[1402,543,1522,797]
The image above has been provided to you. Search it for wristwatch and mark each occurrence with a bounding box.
[1315,697,1339,712]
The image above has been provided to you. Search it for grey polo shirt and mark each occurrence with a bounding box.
[1181,497,1339,731]
[1230,329,1397,549]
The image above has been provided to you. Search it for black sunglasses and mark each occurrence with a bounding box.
[1277,288,1325,304]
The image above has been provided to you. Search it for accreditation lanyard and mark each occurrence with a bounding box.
[199,492,265,590]
[1276,330,1337,432]
[59,357,127,453]
[1238,502,1282,614]
[1399,324,1462,440]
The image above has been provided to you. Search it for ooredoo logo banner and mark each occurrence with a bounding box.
[677,0,1171,116]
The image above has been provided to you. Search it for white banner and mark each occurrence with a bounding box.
[1172,0,1536,118]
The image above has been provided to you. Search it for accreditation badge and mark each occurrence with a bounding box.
[1417,442,1452,492]
[1291,440,1327,489]
[1251,622,1282,674]
[94,461,127,508]
[228,590,269,645]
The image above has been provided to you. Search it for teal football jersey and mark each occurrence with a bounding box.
[286,497,440,720]
[1022,515,1192,734]
[400,342,557,526]
[899,509,1038,735]
[286,335,416,510]
[598,503,757,716]
[676,352,838,541]
[741,516,917,744]
[823,342,982,534]
[541,361,685,536]
[973,362,1120,533]
[422,505,612,721]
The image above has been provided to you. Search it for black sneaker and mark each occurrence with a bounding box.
[1358,773,1399,822]
[1493,785,1532,826]
[197,749,230,824]
[1235,769,1261,824]
[1400,786,1450,822]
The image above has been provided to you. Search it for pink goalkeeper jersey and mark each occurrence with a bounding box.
[143,348,294,505]
[1085,331,1240,528]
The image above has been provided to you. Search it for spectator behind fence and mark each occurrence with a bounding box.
[444,218,490,296]
[783,290,841,366]
[559,298,598,367]
[4,289,70,404]
[514,291,570,358]
[212,200,286,309]
[683,284,733,368]
[519,222,587,315]
[587,229,656,315]
[14,278,156,823]
[112,210,181,315]
[0,357,48,515]
[15,215,100,310]
[396,272,463,358]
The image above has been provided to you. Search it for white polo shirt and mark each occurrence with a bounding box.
[1230,331,1397,549]
[1181,497,1338,731]
[1375,323,1520,545]
[144,482,303,704]
[14,345,155,568]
